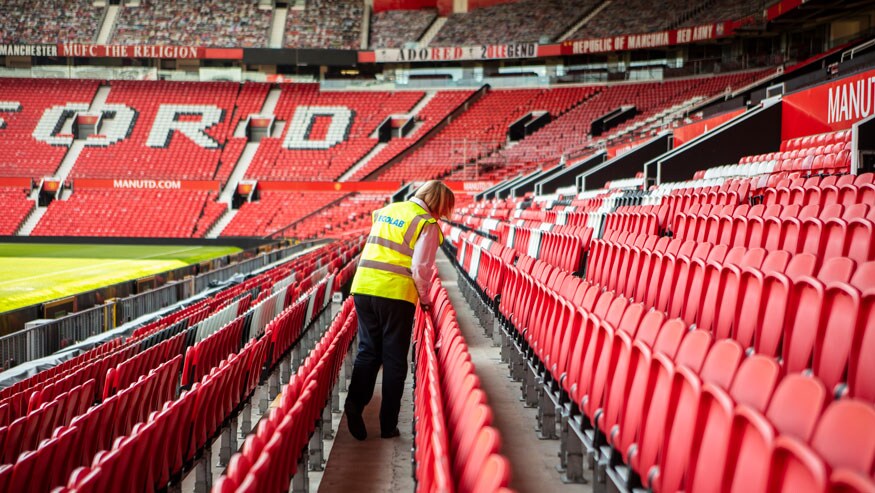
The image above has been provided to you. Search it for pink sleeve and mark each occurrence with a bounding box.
[411,222,439,305]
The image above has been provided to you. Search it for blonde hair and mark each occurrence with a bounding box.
[414,180,455,219]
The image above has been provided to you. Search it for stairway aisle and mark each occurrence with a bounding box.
[435,253,590,493]
[317,375,415,492]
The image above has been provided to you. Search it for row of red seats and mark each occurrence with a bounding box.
[670,213,875,265]
[763,181,875,207]
[181,315,245,388]
[212,297,357,492]
[0,356,182,493]
[493,224,593,274]
[587,230,873,395]
[0,379,95,464]
[61,338,264,493]
[0,186,34,235]
[413,278,514,493]
[0,339,122,404]
[451,231,875,493]
[104,331,187,398]
[47,242,357,492]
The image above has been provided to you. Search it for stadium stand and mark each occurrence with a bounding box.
[0,186,33,235]
[369,8,438,48]
[281,192,388,240]
[0,79,100,180]
[31,189,221,238]
[0,0,100,44]
[72,80,240,181]
[411,277,514,492]
[567,0,763,40]
[110,0,271,48]
[221,191,349,237]
[458,70,771,181]
[346,90,475,181]
[284,0,363,49]
[244,85,425,181]
[379,87,596,181]
[0,241,357,493]
[430,0,600,46]
[444,126,875,492]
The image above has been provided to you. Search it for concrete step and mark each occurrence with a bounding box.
[205,207,237,238]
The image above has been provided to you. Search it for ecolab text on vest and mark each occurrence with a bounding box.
[828,76,875,125]
[376,215,406,228]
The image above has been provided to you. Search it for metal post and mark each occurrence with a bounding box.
[292,447,310,493]
[310,423,325,471]
[323,404,335,440]
[241,402,252,437]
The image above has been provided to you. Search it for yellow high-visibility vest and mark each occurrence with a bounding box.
[350,201,444,304]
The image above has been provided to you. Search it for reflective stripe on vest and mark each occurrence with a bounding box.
[350,201,442,304]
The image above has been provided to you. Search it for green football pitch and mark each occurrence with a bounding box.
[0,243,242,313]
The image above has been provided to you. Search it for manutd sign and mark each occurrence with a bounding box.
[373,43,538,63]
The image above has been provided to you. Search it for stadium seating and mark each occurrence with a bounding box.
[72,81,239,181]
[380,88,594,181]
[32,189,221,238]
[446,147,875,492]
[413,277,514,492]
[110,0,271,48]
[430,0,599,46]
[0,79,100,180]
[221,191,349,238]
[460,71,769,181]
[244,85,424,181]
[369,9,437,48]
[284,0,362,49]
[0,186,33,235]
[0,241,356,493]
[0,0,100,44]
[283,193,388,240]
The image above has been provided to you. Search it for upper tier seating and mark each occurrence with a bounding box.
[369,8,437,48]
[0,79,99,180]
[110,0,271,48]
[0,0,100,44]
[380,87,595,181]
[431,0,600,46]
[31,189,220,237]
[221,190,348,237]
[72,80,239,180]
[284,0,362,49]
[0,186,33,235]
[244,85,424,181]
[458,71,769,181]
[346,90,474,181]
[569,0,762,40]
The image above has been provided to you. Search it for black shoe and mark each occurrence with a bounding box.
[346,408,367,441]
[381,427,400,439]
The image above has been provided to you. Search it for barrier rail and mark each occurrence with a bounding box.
[0,241,321,369]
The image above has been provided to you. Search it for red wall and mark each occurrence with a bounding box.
[781,69,875,140]
[373,0,436,13]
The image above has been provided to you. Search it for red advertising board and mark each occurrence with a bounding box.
[75,179,221,191]
[561,22,734,55]
[0,177,33,188]
[673,108,746,147]
[767,0,804,20]
[781,69,875,140]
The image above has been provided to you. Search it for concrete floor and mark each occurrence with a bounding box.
[435,254,591,493]
[316,373,416,492]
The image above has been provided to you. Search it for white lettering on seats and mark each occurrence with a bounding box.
[33,103,89,147]
[282,106,353,150]
[83,104,138,147]
[146,104,225,148]
[0,102,22,129]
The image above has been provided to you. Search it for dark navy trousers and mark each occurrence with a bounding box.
[345,293,416,432]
